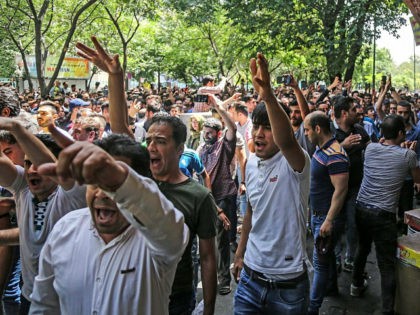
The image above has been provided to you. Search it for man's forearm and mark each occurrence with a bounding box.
[0,227,19,246]
[235,204,252,259]
[12,122,56,166]
[326,188,348,222]
[199,239,217,315]
[0,246,13,293]
[293,87,310,119]
[215,105,236,141]
[109,72,134,138]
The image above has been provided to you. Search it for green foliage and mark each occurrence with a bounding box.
[0,0,414,92]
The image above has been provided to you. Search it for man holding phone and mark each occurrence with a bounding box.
[193,75,227,112]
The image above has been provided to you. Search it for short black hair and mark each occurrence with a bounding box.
[35,134,62,158]
[252,101,291,126]
[333,96,354,119]
[234,103,248,117]
[381,115,405,140]
[289,99,298,107]
[252,102,270,126]
[307,112,331,134]
[242,94,254,103]
[203,117,223,132]
[95,134,151,177]
[149,115,187,147]
[146,102,161,113]
[365,106,375,114]
[397,100,411,110]
[202,75,214,86]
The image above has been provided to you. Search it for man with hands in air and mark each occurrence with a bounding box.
[232,53,311,315]
[75,37,218,315]
[30,125,189,315]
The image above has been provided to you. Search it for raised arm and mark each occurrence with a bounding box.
[76,36,133,138]
[250,53,306,172]
[0,118,56,167]
[208,94,237,142]
[38,125,188,258]
[289,75,310,119]
[375,77,391,122]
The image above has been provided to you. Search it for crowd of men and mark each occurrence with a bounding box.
[0,36,419,315]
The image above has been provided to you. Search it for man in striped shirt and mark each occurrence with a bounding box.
[304,111,349,315]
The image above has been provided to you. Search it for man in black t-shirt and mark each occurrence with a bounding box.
[147,115,218,315]
[333,96,370,272]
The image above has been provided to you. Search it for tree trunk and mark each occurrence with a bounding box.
[344,3,370,82]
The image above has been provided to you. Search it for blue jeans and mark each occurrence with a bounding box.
[309,214,344,313]
[352,205,397,314]
[334,190,358,262]
[234,269,309,314]
[236,168,247,217]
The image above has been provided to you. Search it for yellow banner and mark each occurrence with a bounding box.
[45,57,90,79]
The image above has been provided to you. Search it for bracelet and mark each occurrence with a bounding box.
[240,181,246,185]
[217,209,224,215]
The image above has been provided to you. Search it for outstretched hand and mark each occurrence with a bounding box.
[38,124,128,192]
[76,36,123,75]
[250,53,273,100]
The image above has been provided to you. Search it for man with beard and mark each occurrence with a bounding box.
[36,101,60,133]
[199,96,237,296]
[30,130,189,315]
[396,100,420,229]
[288,75,316,157]
[332,96,370,274]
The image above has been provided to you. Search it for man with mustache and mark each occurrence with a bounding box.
[30,130,189,314]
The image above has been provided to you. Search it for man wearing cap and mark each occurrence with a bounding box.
[303,111,349,315]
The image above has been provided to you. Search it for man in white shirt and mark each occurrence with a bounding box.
[30,129,189,315]
[232,53,311,314]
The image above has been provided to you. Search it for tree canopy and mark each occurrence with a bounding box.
[0,0,414,93]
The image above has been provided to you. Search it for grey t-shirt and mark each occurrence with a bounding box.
[357,143,417,213]
[295,123,316,157]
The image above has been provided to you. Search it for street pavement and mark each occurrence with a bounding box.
[196,234,383,315]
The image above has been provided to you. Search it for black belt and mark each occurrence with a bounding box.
[243,264,306,289]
